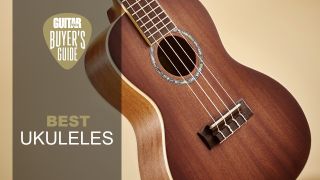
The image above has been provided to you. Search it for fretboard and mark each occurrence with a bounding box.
[120,0,176,45]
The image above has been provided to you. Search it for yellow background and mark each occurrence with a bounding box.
[1,0,320,179]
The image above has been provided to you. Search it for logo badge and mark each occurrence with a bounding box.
[43,13,92,70]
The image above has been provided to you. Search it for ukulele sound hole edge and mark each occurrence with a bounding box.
[149,29,204,85]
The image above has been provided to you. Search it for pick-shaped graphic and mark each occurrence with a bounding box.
[43,13,92,70]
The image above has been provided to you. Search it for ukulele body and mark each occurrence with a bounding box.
[85,0,311,179]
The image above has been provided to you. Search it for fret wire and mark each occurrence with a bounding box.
[121,0,137,4]
[143,16,168,33]
[147,21,172,38]
[135,13,148,22]
[132,0,155,16]
[123,0,169,26]
[131,7,142,16]
[141,6,162,27]
[151,29,173,43]
[143,0,176,44]
[140,9,163,27]
[121,0,128,7]
[122,0,176,44]
[126,0,140,9]
[141,1,154,10]
[121,0,132,7]
[135,4,160,22]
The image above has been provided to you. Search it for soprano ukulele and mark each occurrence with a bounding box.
[85,0,311,179]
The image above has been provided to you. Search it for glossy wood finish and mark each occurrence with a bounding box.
[85,29,171,180]
[86,0,311,179]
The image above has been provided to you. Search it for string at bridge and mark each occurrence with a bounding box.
[198,99,253,149]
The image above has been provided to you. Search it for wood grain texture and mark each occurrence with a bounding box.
[85,28,171,180]
[85,0,311,179]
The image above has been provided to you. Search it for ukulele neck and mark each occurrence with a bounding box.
[119,0,176,45]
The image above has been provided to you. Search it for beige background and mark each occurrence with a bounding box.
[1,0,320,179]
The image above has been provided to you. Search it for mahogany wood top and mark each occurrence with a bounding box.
[86,0,311,179]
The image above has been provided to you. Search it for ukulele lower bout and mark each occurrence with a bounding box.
[149,29,204,85]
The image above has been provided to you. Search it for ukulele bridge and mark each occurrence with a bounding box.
[198,99,253,149]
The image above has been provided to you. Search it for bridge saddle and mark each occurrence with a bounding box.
[198,99,253,149]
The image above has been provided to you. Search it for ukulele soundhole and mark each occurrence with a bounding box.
[157,36,196,76]
[149,29,204,85]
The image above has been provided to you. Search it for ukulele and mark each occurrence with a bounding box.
[85,0,311,179]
